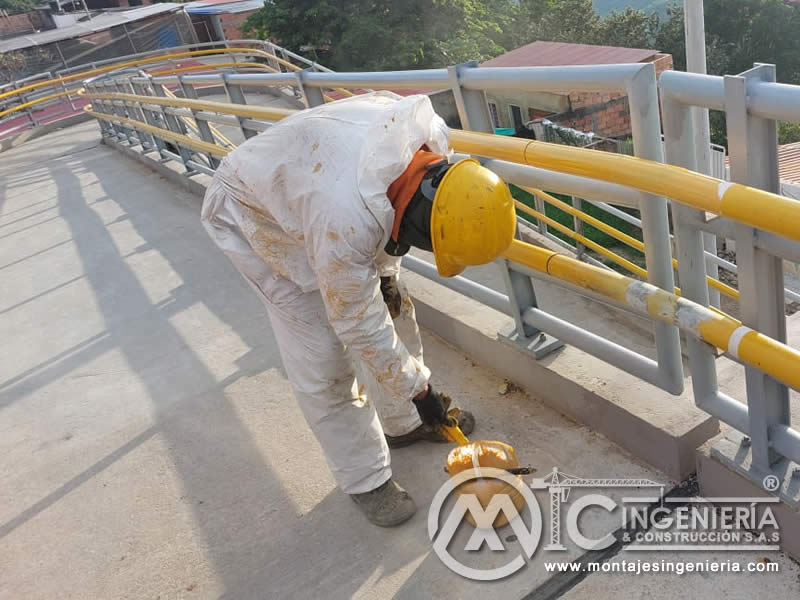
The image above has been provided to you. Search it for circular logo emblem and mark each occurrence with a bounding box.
[427,467,543,581]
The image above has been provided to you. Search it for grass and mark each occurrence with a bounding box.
[511,184,647,273]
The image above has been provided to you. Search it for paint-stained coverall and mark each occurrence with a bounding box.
[201,92,450,494]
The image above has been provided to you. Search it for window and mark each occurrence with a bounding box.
[508,104,523,129]
[488,102,500,129]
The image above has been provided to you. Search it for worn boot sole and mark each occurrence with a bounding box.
[386,410,476,449]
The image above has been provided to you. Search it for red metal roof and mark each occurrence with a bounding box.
[779,142,800,184]
[725,143,800,185]
[481,41,659,68]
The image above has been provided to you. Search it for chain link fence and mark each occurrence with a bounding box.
[0,12,196,85]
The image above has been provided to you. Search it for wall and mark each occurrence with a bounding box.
[483,53,675,139]
[552,94,632,138]
[485,89,569,129]
[0,10,46,38]
[216,10,256,41]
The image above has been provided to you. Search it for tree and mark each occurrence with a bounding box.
[536,0,600,44]
[594,7,660,48]
[244,0,518,71]
[779,122,800,145]
[0,0,37,12]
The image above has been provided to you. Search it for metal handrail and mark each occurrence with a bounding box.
[82,88,800,244]
[84,92,800,403]
[78,59,800,482]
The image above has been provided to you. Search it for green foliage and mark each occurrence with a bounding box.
[779,122,800,145]
[511,185,643,252]
[593,0,669,17]
[243,0,800,152]
[244,0,519,71]
[0,0,37,13]
[594,7,660,48]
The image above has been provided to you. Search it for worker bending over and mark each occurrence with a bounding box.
[201,92,515,526]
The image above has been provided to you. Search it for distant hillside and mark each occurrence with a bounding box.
[593,0,670,17]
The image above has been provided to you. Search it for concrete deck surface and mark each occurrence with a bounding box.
[2,122,799,599]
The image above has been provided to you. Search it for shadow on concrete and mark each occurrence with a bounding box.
[1,131,429,598]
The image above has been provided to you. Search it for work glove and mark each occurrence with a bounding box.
[412,384,458,428]
[380,275,402,319]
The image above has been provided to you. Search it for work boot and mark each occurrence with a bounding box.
[350,479,417,527]
[385,408,476,449]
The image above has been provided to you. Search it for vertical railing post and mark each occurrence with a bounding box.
[294,68,325,108]
[570,196,586,261]
[533,192,547,235]
[725,64,790,472]
[661,81,722,409]
[627,64,684,394]
[85,82,111,136]
[449,62,562,358]
[222,73,256,140]
[179,75,221,169]
[99,81,124,139]
[111,79,139,146]
[123,78,154,150]
[132,75,168,157]
[152,80,195,172]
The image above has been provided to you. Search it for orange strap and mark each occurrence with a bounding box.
[387,147,445,241]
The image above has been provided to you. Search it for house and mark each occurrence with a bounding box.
[184,0,262,43]
[0,4,195,83]
[476,41,673,138]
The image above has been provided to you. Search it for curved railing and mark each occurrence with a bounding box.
[0,40,347,141]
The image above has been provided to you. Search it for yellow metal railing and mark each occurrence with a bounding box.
[84,92,800,244]
[504,239,800,390]
[1,45,355,124]
[0,61,273,121]
[79,89,800,389]
[519,187,739,299]
[449,130,800,243]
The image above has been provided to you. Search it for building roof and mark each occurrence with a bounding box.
[481,41,660,68]
[779,142,800,184]
[184,0,262,14]
[0,4,183,53]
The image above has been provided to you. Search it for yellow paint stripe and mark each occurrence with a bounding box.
[514,199,648,279]
[0,48,261,102]
[85,106,229,157]
[502,238,800,390]
[0,88,76,119]
[448,129,800,243]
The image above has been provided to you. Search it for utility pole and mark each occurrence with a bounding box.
[683,0,720,307]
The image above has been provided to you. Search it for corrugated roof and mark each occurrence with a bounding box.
[779,142,800,184]
[481,41,659,68]
[724,143,800,185]
[185,0,262,14]
[0,4,183,52]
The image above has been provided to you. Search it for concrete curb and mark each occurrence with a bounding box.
[100,133,719,482]
[101,135,212,196]
[403,269,719,481]
[697,440,800,560]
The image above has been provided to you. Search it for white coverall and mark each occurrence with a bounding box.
[201,92,450,494]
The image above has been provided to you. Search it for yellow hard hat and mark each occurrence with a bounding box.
[430,159,516,277]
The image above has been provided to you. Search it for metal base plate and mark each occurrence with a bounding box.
[498,323,564,360]
[710,429,800,508]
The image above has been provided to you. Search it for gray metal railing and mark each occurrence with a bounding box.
[661,66,800,499]
[81,57,800,501]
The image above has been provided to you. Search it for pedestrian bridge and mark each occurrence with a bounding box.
[3,42,800,598]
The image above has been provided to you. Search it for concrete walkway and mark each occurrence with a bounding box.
[2,123,799,599]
